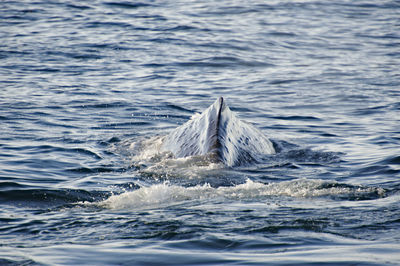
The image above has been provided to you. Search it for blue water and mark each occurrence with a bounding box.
[1,0,400,265]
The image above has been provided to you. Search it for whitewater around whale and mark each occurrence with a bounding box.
[101,98,385,211]
[161,97,275,167]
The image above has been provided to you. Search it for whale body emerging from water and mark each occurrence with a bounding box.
[162,97,275,166]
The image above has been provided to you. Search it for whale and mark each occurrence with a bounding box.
[161,97,275,166]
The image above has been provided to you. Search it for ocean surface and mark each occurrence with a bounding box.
[1,0,400,265]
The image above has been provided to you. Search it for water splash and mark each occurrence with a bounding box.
[98,179,385,210]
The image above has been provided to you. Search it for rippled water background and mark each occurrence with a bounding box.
[1,0,400,265]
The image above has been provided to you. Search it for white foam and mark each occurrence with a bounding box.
[113,136,227,180]
[128,135,167,163]
[98,179,385,210]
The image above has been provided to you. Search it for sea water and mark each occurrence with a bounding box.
[1,0,399,265]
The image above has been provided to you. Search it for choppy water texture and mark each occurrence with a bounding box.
[1,0,400,265]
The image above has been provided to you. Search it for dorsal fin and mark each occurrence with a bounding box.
[162,97,275,166]
[207,97,224,161]
[215,97,224,139]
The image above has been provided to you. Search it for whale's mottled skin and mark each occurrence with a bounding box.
[162,97,275,166]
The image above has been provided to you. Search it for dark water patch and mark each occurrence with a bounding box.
[117,218,189,240]
[199,5,268,16]
[269,79,300,85]
[0,14,39,25]
[353,164,400,178]
[66,3,92,10]
[369,135,399,146]
[176,56,273,68]
[194,41,252,51]
[43,49,103,61]
[0,258,39,266]
[177,235,244,250]
[315,131,338,138]
[271,139,299,153]
[248,218,329,234]
[0,50,34,59]
[352,104,390,116]
[316,183,386,201]
[268,162,300,170]
[164,103,195,113]
[346,2,399,9]
[143,37,188,45]
[67,167,117,174]
[70,53,104,60]
[62,147,102,159]
[77,42,134,51]
[267,31,298,38]
[274,147,342,164]
[71,101,129,109]
[228,106,253,113]
[144,57,272,69]
[356,32,399,40]
[167,25,211,32]
[142,63,167,68]
[2,144,102,160]
[4,158,77,171]
[1,100,38,110]
[99,137,121,146]
[0,188,107,208]
[34,120,80,129]
[85,21,134,29]
[383,155,400,165]
[103,2,152,9]
[271,115,321,121]
[0,182,26,191]
[386,50,400,57]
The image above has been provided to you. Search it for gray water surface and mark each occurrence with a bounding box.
[1,0,399,265]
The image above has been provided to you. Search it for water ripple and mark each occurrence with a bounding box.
[1,0,399,264]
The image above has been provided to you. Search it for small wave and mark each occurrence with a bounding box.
[0,188,107,208]
[67,167,116,174]
[176,56,273,68]
[98,179,385,210]
[271,115,321,121]
[381,155,400,165]
[3,144,102,160]
[103,2,152,9]
[143,57,273,69]
[0,182,26,190]
[85,21,133,29]
[278,148,342,163]
[0,259,37,266]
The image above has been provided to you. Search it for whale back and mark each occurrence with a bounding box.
[162,97,275,166]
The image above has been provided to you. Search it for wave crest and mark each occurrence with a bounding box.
[98,179,385,210]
